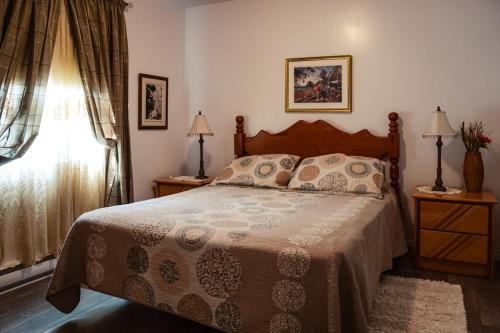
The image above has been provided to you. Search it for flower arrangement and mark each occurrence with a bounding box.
[460,121,492,152]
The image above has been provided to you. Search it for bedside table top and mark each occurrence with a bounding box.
[154,176,214,186]
[413,187,498,204]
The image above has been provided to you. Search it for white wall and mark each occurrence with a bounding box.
[185,0,500,254]
[127,0,188,201]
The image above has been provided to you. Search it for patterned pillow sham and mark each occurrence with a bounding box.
[287,153,386,198]
[214,154,300,188]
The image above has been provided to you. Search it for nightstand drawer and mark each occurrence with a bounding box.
[420,230,488,264]
[158,185,195,197]
[420,201,488,235]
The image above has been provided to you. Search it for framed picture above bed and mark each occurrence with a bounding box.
[285,55,352,113]
[138,73,168,129]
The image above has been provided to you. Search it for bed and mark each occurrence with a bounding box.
[46,113,407,333]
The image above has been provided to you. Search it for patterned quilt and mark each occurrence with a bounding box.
[46,185,407,333]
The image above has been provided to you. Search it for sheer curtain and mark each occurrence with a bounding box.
[0,3,105,268]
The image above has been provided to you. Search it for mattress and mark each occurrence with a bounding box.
[46,185,407,332]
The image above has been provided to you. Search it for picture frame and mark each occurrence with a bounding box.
[285,55,352,113]
[138,73,168,129]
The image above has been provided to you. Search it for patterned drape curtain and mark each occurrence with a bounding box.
[0,1,105,268]
[64,0,133,205]
[0,0,61,165]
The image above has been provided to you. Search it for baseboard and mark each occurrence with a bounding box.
[0,258,56,294]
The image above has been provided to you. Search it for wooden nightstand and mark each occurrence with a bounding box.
[153,177,214,198]
[413,188,497,278]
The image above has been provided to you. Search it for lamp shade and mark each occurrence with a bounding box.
[187,111,214,137]
[423,106,457,138]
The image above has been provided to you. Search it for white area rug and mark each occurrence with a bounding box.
[368,275,467,333]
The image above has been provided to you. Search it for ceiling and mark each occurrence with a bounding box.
[174,0,235,8]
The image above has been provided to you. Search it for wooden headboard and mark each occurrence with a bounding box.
[234,113,401,197]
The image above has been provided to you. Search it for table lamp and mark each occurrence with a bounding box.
[188,111,214,179]
[423,106,457,192]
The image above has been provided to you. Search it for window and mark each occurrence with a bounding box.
[0,8,105,268]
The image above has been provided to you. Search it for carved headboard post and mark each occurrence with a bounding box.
[234,116,246,157]
[388,112,400,199]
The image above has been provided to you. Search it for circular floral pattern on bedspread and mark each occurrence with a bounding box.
[86,260,104,287]
[354,184,368,194]
[275,171,291,187]
[157,302,173,312]
[159,259,180,284]
[229,174,255,186]
[239,206,268,214]
[319,153,346,168]
[234,156,256,171]
[215,301,242,332]
[279,157,295,170]
[227,231,248,241]
[262,154,281,159]
[299,183,317,191]
[272,280,306,312]
[209,212,231,219]
[216,167,234,181]
[87,233,106,260]
[175,226,215,251]
[269,313,302,333]
[151,248,189,294]
[89,222,107,233]
[181,208,205,214]
[127,246,149,273]
[317,172,348,191]
[254,162,277,179]
[288,234,323,247]
[250,222,278,231]
[300,158,314,165]
[123,275,155,306]
[238,201,258,207]
[131,220,176,246]
[277,247,310,278]
[298,165,320,182]
[345,161,372,178]
[196,248,242,298]
[301,227,334,236]
[204,202,236,211]
[184,218,205,224]
[247,214,284,224]
[177,293,213,325]
[211,220,248,228]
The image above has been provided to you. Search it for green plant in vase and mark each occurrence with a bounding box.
[460,121,492,192]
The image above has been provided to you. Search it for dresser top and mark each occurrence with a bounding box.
[413,188,498,204]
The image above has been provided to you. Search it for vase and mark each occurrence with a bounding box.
[463,152,484,192]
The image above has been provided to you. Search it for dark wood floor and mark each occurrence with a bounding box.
[0,254,499,333]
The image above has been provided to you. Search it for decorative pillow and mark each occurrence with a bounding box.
[287,153,385,198]
[214,154,300,188]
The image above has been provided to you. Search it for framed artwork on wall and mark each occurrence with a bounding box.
[285,55,352,113]
[138,73,168,129]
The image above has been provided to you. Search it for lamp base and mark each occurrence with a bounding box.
[195,175,209,180]
[431,185,447,192]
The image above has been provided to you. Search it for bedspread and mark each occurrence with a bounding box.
[46,185,407,332]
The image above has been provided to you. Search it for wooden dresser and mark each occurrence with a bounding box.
[153,177,214,198]
[413,188,497,278]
